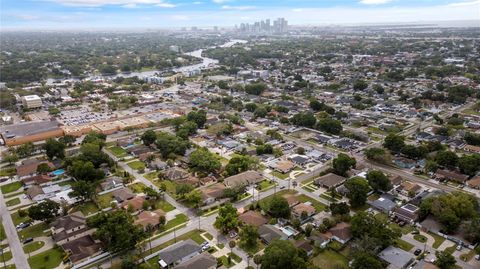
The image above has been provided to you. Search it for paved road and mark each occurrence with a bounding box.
[0,192,30,269]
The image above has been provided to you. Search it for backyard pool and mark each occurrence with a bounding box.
[52,169,65,176]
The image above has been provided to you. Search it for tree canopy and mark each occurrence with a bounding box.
[260,240,307,269]
[214,203,239,234]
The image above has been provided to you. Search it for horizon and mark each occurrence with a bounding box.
[1,0,480,31]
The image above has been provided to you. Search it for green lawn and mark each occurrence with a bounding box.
[127,160,146,171]
[6,197,21,207]
[444,245,456,255]
[1,182,23,194]
[204,233,213,240]
[218,256,234,268]
[270,171,289,180]
[312,250,349,269]
[144,172,158,181]
[296,194,327,212]
[258,190,298,211]
[73,201,100,216]
[163,214,188,231]
[18,223,49,239]
[155,200,175,212]
[96,193,114,209]
[128,182,147,193]
[0,222,6,240]
[28,247,64,269]
[0,250,13,261]
[429,232,446,249]
[229,252,242,263]
[0,167,16,177]
[191,233,206,244]
[394,239,414,252]
[11,211,31,226]
[414,234,427,243]
[256,180,276,191]
[23,241,45,253]
[108,146,128,157]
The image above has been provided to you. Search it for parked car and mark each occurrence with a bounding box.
[411,230,420,235]
[23,238,33,244]
[16,222,30,230]
[474,254,480,261]
[414,249,422,256]
[456,245,462,251]
[201,244,210,252]
[229,231,238,238]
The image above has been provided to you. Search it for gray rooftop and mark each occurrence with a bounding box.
[158,239,200,265]
[0,120,60,139]
[378,246,415,269]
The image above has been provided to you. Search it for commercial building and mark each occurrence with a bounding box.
[0,120,64,146]
[22,95,43,109]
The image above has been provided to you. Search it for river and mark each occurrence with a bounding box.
[46,39,247,85]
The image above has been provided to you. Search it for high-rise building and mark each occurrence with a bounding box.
[238,18,287,33]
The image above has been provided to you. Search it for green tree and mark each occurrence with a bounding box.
[69,180,96,201]
[82,131,107,148]
[351,252,383,269]
[261,240,307,269]
[155,132,190,158]
[364,147,391,164]
[2,153,18,165]
[68,160,105,181]
[329,202,350,215]
[332,153,356,176]
[87,210,145,252]
[240,225,259,250]
[345,177,370,208]
[28,199,60,223]
[214,203,239,234]
[225,155,258,176]
[366,170,392,192]
[315,117,343,135]
[245,83,267,95]
[188,147,221,173]
[44,138,66,160]
[435,150,458,169]
[458,154,480,176]
[16,142,35,157]
[290,112,316,128]
[36,163,52,174]
[383,134,405,153]
[187,109,207,128]
[353,80,368,91]
[141,130,157,146]
[268,196,290,219]
[350,212,400,249]
[184,190,202,208]
[435,251,456,269]
[58,135,76,146]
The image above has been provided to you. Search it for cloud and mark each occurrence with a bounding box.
[156,2,176,8]
[171,14,189,20]
[446,0,480,7]
[221,5,255,10]
[212,0,230,3]
[47,0,173,7]
[359,0,392,4]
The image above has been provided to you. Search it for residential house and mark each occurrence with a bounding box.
[16,159,55,179]
[325,222,352,244]
[239,211,268,227]
[163,167,189,181]
[289,155,309,167]
[398,181,421,197]
[100,176,124,191]
[62,235,102,264]
[394,204,419,224]
[149,159,168,170]
[223,170,263,187]
[26,185,45,201]
[157,239,201,268]
[464,144,480,154]
[50,212,90,245]
[378,246,415,269]
[134,209,166,230]
[121,195,146,212]
[22,175,51,186]
[175,252,216,269]
[259,224,288,245]
[292,203,316,221]
[466,176,480,189]
[435,169,469,184]
[294,240,314,256]
[389,175,403,188]
[308,233,330,248]
[368,196,397,214]
[112,187,135,203]
[272,160,296,174]
[314,173,346,189]
[199,183,225,205]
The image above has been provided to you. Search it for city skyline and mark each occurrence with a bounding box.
[1,0,479,30]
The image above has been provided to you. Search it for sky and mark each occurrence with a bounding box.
[1,0,479,30]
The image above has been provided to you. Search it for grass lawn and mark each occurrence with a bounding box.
[414,234,427,243]
[18,223,49,239]
[127,160,146,171]
[256,180,276,192]
[23,241,45,253]
[218,255,234,268]
[191,233,206,244]
[1,182,23,194]
[28,247,64,269]
[296,194,327,212]
[160,180,177,198]
[428,232,446,249]
[0,250,13,261]
[229,252,242,263]
[155,200,175,212]
[128,182,147,193]
[0,223,5,240]
[11,211,31,226]
[312,250,349,269]
[73,201,100,216]
[319,193,338,202]
[444,245,456,255]
[270,171,289,180]
[163,214,188,231]
[258,190,298,211]
[96,193,114,209]
[0,167,16,177]
[108,146,128,158]
[204,233,213,240]
[6,197,21,207]
[394,239,414,252]
[144,172,158,181]
[240,239,265,256]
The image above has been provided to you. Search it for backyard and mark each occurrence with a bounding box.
[127,160,146,171]
[312,249,349,269]
[108,146,128,158]
[28,247,64,269]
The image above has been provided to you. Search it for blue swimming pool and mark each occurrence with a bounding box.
[52,169,65,176]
